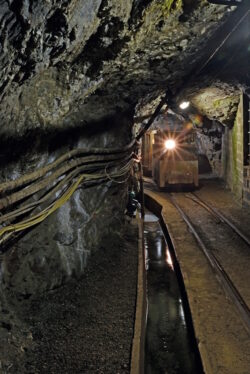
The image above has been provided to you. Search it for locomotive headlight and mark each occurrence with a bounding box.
[164,139,176,150]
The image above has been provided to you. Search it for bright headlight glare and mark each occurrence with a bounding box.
[179,101,190,110]
[165,139,176,150]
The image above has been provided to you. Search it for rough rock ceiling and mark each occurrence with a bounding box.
[0,0,243,139]
[172,2,250,127]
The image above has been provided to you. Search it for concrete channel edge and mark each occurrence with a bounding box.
[130,217,147,374]
[143,192,209,374]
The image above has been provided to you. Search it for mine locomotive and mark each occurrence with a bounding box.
[143,125,199,189]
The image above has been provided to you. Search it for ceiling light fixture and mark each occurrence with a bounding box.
[179,101,190,110]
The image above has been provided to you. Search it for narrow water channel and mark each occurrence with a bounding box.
[144,212,202,374]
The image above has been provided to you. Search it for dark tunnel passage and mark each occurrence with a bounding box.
[0,0,250,373]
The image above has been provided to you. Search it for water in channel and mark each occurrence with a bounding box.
[144,212,202,374]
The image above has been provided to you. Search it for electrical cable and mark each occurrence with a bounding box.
[0,140,136,194]
[0,153,135,245]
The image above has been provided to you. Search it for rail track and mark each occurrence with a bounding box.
[187,192,250,246]
[168,192,250,335]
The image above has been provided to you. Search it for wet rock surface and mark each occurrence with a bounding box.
[0,221,138,373]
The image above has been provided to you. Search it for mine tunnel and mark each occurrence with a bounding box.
[0,0,250,373]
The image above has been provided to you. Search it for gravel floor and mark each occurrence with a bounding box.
[5,222,138,374]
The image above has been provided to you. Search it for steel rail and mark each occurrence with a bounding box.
[169,194,250,336]
[184,194,222,224]
[191,192,250,247]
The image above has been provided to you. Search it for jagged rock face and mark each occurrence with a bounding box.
[0,2,243,362]
[196,119,224,175]
[0,0,240,296]
[2,181,126,295]
[177,80,241,127]
[0,112,133,295]
[0,0,232,138]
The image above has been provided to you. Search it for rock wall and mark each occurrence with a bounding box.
[243,94,250,207]
[0,112,133,296]
[243,166,250,208]
[196,119,223,176]
[0,110,134,372]
[0,0,233,297]
[179,81,240,128]
[222,94,244,200]
[0,0,231,138]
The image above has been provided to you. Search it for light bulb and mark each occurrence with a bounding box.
[179,101,190,110]
[165,139,176,150]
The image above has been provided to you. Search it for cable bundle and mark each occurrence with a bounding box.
[0,140,137,247]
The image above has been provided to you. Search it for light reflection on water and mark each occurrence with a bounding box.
[144,214,200,374]
[144,213,159,223]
